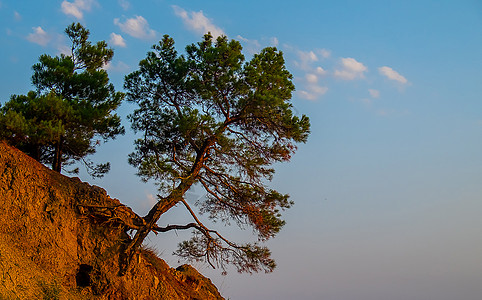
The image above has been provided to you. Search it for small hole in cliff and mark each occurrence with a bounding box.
[76,264,93,287]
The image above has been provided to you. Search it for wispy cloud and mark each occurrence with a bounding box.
[378,66,408,84]
[237,35,261,54]
[61,0,96,19]
[299,71,328,101]
[288,46,407,105]
[114,16,156,40]
[299,84,328,101]
[361,88,380,105]
[172,5,225,39]
[334,57,367,80]
[294,49,331,71]
[45,34,77,55]
[236,35,279,55]
[368,89,380,98]
[295,50,319,71]
[118,0,130,10]
[26,26,51,46]
[109,32,126,47]
[58,44,72,56]
[318,48,331,59]
[306,73,318,84]
[104,61,130,72]
[290,47,330,101]
[14,11,21,21]
[315,66,327,76]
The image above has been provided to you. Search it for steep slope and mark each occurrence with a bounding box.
[0,141,224,300]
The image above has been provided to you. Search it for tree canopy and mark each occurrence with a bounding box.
[0,23,124,176]
[123,34,310,274]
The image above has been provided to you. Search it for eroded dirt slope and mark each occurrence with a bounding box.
[0,141,223,300]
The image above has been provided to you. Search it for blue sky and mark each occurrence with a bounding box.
[1,1,482,299]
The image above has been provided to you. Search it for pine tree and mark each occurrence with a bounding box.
[122,34,310,273]
[0,23,124,176]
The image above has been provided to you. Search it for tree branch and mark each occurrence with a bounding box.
[198,177,240,212]
[179,197,243,250]
[152,222,200,232]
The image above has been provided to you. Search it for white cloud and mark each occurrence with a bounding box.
[299,91,314,100]
[294,48,329,68]
[114,16,156,40]
[14,11,21,21]
[310,85,328,95]
[236,35,280,55]
[299,50,318,63]
[334,57,367,80]
[315,66,327,75]
[237,35,261,53]
[29,31,69,54]
[318,48,331,59]
[294,48,331,70]
[172,5,225,39]
[306,73,318,84]
[58,44,71,56]
[299,84,328,101]
[378,66,408,84]
[369,89,380,98]
[61,0,96,19]
[26,26,51,46]
[104,61,130,72]
[118,0,130,10]
[300,73,328,100]
[294,50,319,71]
[291,48,330,101]
[52,36,75,56]
[109,32,126,47]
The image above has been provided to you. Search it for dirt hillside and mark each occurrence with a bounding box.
[0,140,224,300]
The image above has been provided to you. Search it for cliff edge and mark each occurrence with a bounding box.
[0,141,224,300]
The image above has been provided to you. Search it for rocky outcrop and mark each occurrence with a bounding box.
[0,141,224,299]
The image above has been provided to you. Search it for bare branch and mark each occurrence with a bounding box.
[152,223,199,232]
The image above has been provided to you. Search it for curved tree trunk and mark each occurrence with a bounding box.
[119,137,217,275]
[119,194,181,275]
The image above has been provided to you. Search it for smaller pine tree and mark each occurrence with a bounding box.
[0,23,124,176]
